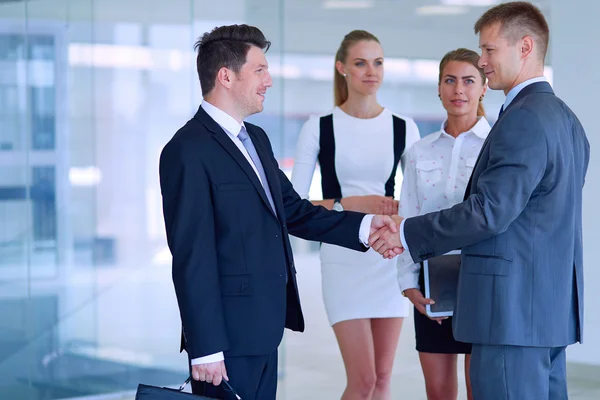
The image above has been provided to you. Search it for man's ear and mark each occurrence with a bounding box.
[521,35,535,59]
[216,67,234,89]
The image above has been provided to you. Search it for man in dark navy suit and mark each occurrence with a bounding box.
[159,24,399,400]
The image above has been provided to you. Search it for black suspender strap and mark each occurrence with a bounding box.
[384,116,407,197]
[317,114,343,199]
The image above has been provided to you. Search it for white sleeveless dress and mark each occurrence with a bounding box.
[291,107,420,325]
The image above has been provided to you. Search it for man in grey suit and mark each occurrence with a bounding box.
[370,2,590,398]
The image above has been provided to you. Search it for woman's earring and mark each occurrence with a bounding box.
[480,95,484,101]
[343,73,347,77]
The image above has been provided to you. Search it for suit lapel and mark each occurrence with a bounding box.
[463,82,554,200]
[194,107,277,218]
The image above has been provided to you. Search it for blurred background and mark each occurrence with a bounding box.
[0,0,598,398]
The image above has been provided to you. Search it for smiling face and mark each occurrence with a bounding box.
[477,22,523,94]
[231,45,273,118]
[337,40,384,97]
[439,60,487,118]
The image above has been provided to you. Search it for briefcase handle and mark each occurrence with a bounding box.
[179,376,192,391]
[179,376,241,399]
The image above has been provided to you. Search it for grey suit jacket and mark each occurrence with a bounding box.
[404,82,590,347]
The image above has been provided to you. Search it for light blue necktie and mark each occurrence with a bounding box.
[238,126,277,216]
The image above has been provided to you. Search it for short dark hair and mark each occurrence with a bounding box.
[194,24,271,96]
[474,1,549,62]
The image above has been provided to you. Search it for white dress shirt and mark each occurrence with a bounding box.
[398,77,548,263]
[191,101,374,365]
[396,117,491,292]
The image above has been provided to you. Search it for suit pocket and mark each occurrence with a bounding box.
[218,182,253,191]
[462,254,512,276]
[220,274,252,296]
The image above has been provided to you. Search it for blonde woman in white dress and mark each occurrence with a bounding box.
[291,30,420,400]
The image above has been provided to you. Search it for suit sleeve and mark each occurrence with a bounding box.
[404,108,548,263]
[254,127,367,251]
[159,139,229,359]
[280,168,367,251]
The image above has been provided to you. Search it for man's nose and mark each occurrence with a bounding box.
[478,55,486,68]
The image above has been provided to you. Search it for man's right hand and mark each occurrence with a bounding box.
[191,361,228,386]
[403,288,448,325]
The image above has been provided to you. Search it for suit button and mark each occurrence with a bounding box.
[275,234,279,238]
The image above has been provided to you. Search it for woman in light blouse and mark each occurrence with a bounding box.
[397,48,490,400]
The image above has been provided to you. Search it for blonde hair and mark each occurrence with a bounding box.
[333,30,381,106]
[439,48,487,117]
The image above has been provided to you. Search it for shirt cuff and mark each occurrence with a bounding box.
[191,351,224,365]
[397,255,421,293]
[359,214,375,246]
[399,218,409,252]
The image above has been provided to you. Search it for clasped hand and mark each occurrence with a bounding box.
[369,215,405,259]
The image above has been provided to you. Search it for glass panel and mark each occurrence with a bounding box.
[31,86,56,150]
[0,0,293,397]
[0,2,31,398]
[0,34,26,151]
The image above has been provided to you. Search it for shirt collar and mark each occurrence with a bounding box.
[201,100,246,137]
[438,116,491,140]
[503,76,547,110]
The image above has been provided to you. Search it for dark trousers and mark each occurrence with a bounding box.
[470,344,568,400]
[189,350,278,400]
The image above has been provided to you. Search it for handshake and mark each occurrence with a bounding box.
[369,215,406,259]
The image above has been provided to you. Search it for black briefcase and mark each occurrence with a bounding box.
[135,377,215,399]
[136,376,241,399]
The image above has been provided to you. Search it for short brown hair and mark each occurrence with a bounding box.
[439,48,487,117]
[333,30,381,106]
[474,1,549,62]
[194,24,271,96]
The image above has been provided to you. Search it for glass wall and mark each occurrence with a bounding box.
[0,0,520,398]
[0,1,253,397]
